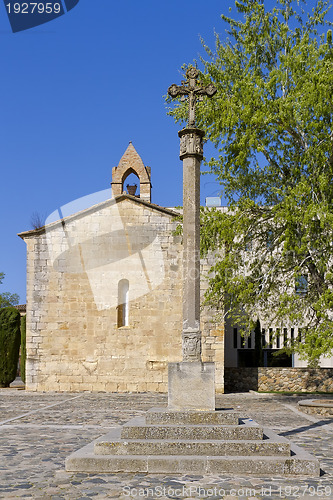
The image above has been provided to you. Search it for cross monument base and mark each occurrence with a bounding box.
[167,362,215,411]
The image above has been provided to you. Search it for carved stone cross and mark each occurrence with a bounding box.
[167,67,217,410]
[168,67,216,128]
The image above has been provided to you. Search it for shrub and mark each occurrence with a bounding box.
[0,307,21,387]
[20,315,26,383]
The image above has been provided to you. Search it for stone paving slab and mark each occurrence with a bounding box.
[0,390,332,499]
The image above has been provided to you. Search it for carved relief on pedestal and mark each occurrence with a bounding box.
[178,129,204,159]
[180,134,187,156]
[182,328,202,361]
[195,133,203,155]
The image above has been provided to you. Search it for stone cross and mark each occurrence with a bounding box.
[168,66,216,128]
[168,67,216,364]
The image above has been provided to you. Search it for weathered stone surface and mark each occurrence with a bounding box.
[66,408,320,476]
[95,438,290,457]
[168,362,215,410]
[67,452,320,475]
[208,454,320,476]
[66,449,149,473]
[121,418,263,441]
[180,149,202,362]
[298,398,333,416]
[147,455,207,474]
[146,408,240,425]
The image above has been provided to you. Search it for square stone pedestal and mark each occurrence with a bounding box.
[168,362,215,410]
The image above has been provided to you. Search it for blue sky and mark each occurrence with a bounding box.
[0,0,327,303]
[0,0,235,303]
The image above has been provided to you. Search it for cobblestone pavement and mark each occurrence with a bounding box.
[0,389,332,500]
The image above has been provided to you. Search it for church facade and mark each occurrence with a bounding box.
[19,143,224,393]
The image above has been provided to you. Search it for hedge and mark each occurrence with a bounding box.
[0,307,21,387]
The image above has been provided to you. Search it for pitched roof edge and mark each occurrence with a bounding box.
[18,194,180,239]
[117,194,180,216]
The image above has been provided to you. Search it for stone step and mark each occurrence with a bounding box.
[146,408,240,426]
[121,417,263,441]
[66,451,320,476]
[94,438,290,457]
[65,415,321,477]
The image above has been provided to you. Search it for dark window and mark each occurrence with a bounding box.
[233,328,238,349]
[238,349,292,367]
[267,350,292,367]
[238,349,256,367]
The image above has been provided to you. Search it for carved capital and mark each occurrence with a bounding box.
[182,328,202,362]
[178,128,205,160]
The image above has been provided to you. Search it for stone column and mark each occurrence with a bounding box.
[167,66,216,410]
[168,127,215,411]
[179,128,204,362]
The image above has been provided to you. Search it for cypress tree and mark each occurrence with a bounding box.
[20,315,26,384]
[0,307,21,387]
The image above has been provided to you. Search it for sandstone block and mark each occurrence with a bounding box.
[168,362,215,410]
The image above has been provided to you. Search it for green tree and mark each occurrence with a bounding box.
[20,315,26,384]
[0,307,21,387]
[0,272,19,308]
[170,0,333,366]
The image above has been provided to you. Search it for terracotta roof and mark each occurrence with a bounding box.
[15,304,26,312]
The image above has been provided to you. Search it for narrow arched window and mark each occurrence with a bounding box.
[117,279,129,327]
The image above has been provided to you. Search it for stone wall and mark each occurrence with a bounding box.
[21,196,225,393]
[225,367,333,393]
[201,256,224,394]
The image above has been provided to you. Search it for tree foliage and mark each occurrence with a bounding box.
[0,307,21,387]
[169,0,333,366]
[0,273,19,308]
[20,315,26,384]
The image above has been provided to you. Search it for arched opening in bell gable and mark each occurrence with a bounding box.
[122,170,140,197]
